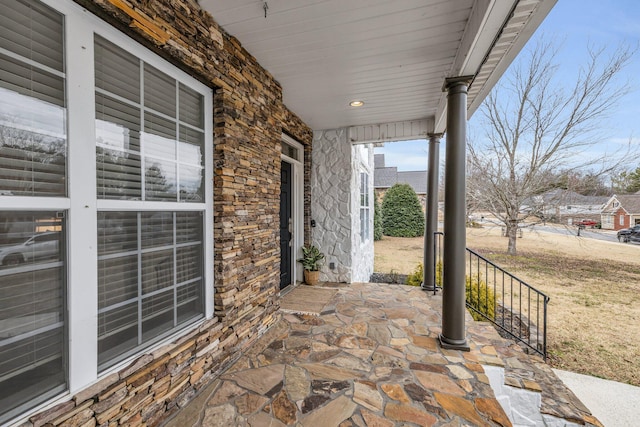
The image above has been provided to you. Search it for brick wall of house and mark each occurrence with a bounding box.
[20,0,313,426]
[614,207,629,230]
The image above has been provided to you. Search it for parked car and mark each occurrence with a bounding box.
[0,232,60,266]
[575,219,598,228]
[617,225,640,243]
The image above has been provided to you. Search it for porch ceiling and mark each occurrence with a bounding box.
[199,0,556,133]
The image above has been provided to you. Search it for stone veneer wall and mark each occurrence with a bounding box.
[311,130,375,283]
[350,144,375,282]
[20,0,313,426]
[311,129,352,282]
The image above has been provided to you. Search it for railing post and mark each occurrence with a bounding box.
[439,76,473,352]
[422,133,442,292]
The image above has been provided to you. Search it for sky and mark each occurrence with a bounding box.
[375,0,640,172]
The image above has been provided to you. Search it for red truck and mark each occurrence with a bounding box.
[575,219,598,228]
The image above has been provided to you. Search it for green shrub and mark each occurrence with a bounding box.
[406,261,443,287]
[381,184,424,237]
[405,263,423,286]
[374,195,383,241]
[465,276,496,321]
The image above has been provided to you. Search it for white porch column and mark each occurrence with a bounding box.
[440,77,473,351]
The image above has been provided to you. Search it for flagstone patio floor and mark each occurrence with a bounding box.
[162,282,600,427]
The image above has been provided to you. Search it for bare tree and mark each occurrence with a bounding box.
[468,40,635,255]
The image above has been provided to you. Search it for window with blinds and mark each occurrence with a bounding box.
[360,172,370,242]
[95,36,205,202]
[0,1,67,423]
[97,211,203,368]
[95,37,206,370]
[0,0,212,422]
[0,212,66,421]
[0,0,67,197]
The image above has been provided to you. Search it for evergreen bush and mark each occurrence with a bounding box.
[465,276,496,321]
[381,184,424,237]
[405,263,423,286]
[405,261,443,287]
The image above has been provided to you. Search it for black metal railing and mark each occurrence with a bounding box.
[430,232,549,359]
[466,248,549,359]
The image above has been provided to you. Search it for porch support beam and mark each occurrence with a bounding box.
[439,76,473,351]
[422,132,443,291]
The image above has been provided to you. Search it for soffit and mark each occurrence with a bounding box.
[199,0,555,133]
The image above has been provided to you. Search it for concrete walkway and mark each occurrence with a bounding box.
[162,283,600,427]
[553,369,640,427]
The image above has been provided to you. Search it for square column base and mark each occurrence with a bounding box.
[438,334,470,352]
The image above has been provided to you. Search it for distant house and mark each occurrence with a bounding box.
[374,154,427,206]
[525,189,607,224]
[601,195,640,230]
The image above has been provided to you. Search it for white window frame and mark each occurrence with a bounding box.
[359,171,370,242]
[11,0,214,404]
[281,134,304,284]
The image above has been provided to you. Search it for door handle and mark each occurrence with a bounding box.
[288,218,293,246]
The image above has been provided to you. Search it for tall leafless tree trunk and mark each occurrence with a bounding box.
[468,40,635,255]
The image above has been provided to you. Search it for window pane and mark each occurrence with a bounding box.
[96,94,142,200]
[179,84,203,128]
[97,302,137,367]
[98,256,138,309]
[0,0,64,73]
[95,36,140,104]
[281,143,298,160]
[177,245,201,284]
[178,127,204,202]
[97,210,203,369]
[0,54,65,107]
[141,212,173,248]
[177,281,203,324]
[0,212,66,423]
[141,290,173,342]
[176,212,202,244]
[179,165,203,203]
[145,159,177,201]
[144,112,176,156]
[142,250,173,295]
[98,212,138,255]
[0,60,66,197]
[144,64,176,118]
[179,126,203,165]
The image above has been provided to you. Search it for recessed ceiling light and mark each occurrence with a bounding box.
[349,100,364,107]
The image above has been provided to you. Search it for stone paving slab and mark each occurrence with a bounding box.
[163,283,600,427]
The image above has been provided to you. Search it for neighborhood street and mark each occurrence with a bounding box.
[530,224,619,243]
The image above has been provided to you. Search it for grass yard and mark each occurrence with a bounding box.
[374,226,640,386]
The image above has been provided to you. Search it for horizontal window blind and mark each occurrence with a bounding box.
[0,0,64,73]
[97,211,203,369]
[0,0,66,198]
[0,212,66,422]
[94,36,205,203]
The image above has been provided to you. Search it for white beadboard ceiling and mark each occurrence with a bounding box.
[199,0,555,133]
